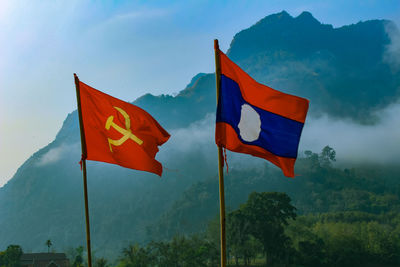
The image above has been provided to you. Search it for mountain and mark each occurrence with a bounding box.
[228,11,400,122]
[136,11,400,125]
[0,11,399,259]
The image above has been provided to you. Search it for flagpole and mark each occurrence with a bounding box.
[214,39,227,267]
[74,73,93,267]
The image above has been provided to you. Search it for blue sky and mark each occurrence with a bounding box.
[0,0,399,186]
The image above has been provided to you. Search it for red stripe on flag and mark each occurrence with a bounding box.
[216,122,296,177]
[219,51,309,123]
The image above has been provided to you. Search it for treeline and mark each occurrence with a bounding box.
[3,147,400,266]
[116,236,219,267]
[113,192,400,267]
[3,193,400,266]
[287,212,400,267]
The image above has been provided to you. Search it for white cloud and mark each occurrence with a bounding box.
[164,114,214,152]
[159,101,400,169]
[11,100,400,180]
[92,8,173,33]
[300,102,400,164]
[157,113,265,171]
[107,9,172,24]
[384,22,400,71]
[36,143,79,166]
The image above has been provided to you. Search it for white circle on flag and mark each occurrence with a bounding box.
[238,104,261,142]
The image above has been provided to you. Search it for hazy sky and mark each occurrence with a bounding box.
[1,0,399,187]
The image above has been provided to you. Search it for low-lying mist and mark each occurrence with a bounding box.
[160,101,400,170]
[301,102,400,165]
[36,100,400,174]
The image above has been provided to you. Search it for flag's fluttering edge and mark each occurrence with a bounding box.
[215,50,309,177]
[78,81,170,176]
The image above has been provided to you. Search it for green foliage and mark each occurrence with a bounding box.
[287,212,400,267]
[153,147,400,241]
[117,236,218,267]
[94,258,109,267]
[0,251,4,267]
[45,239,52,253]
[296,238,327,267]
[0,245,23,267]
[319,146,336,167]
[71,246,85,267]
[241,192,296,265]
[119,244,152,267]
[227,209,262,265]
[148,146,400,266]
[204,191,400,266]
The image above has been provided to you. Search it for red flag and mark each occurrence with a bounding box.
[78,81,170,176]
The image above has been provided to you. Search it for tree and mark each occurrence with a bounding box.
[302,150,321,171]
[0,250,5,267]
[72,246,84,267]
[120,244,152,267]
[143,235,218,267]
[319,146,336,167]
[297,239,327,267]
[2,245,23,267]
[227,209,261,266]
[94,258,108,267]
[241,192,296,266]
[45,240,52,253]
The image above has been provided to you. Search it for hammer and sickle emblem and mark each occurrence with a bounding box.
[105,106,143,152]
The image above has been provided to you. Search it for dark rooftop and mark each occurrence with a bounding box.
[21,253,68,263]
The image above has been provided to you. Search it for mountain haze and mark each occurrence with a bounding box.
[0,11,399,258]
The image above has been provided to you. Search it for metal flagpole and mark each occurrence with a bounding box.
[74,73,93,267]
[214,39,227,267]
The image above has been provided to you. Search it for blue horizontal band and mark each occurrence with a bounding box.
[216,75,304,158]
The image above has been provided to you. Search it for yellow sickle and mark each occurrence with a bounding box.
[105,106,143,152]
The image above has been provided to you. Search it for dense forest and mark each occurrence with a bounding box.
[2,147,399,266]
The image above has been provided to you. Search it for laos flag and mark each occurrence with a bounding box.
[215,49,309,177]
